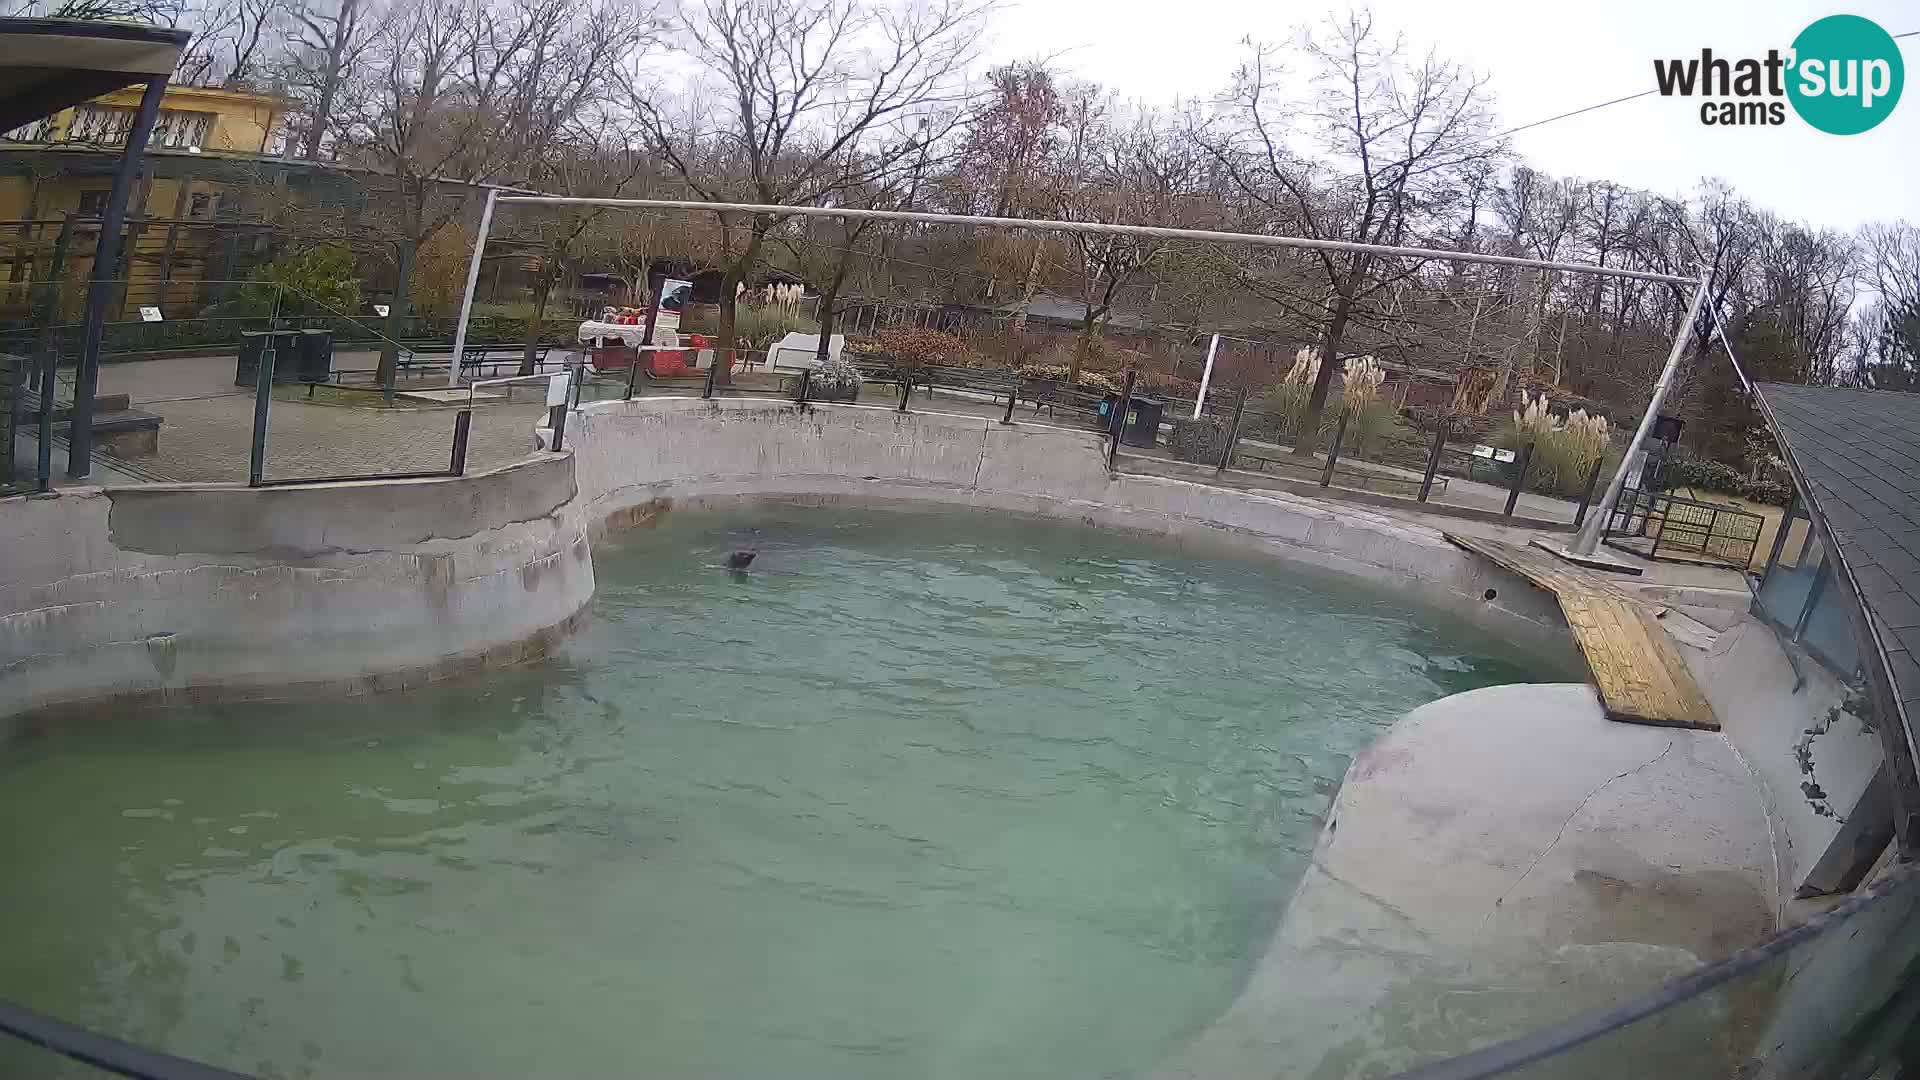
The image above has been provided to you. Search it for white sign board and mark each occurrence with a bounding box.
[138,306,162,322]
[546,372,571,408]
[372,304,390,318]
[654,277,692,334]
[1471,445,1517,464]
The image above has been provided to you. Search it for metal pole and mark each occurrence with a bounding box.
[1107,370,1137,472]
[702,358,717,399]
[1573,455,1606,528]
[1418,419,1449,502]
[447,187,499,388]
[32,214,72,494]
[1193,332,1220,419]
[1505,440,1535,517]
[248,347,275,486]
[795,368,811,404]
[495,197,1695,286]
[1001,378,1017,424]
[449,409,471,475]
[1217,388,1247,474]
[70,76,168,479]
[1320,409,1350,487]
[1567,274,1710,555]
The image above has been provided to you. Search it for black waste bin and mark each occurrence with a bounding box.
[295,329,333,383]
[1099,391,1166,448]
[235,330,302,387]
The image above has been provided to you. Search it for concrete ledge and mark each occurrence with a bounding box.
[569,397,1583,669]
[1160,683,1776,1078]
[0,455,595,723]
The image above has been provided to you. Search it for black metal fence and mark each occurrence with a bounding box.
[1604,488,1766,570]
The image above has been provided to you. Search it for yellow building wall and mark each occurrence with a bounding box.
[3,85,283,315]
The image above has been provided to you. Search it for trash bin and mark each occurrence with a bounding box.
[295,329,333,383]
[235,330,302,387]
[1099,391,1166,448]
[1122,394,1166,447]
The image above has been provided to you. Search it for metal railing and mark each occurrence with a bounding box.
[1604,487,1766,570]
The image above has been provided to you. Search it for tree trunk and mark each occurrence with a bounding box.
[814,287,838,367]
[377,237,415,391]
[1010,242,1042,333]
[302,0,355,160]
[1293,291,1353,457]
[521,261,554,376]
[715,266,741,388]
[1069,307,1100,385]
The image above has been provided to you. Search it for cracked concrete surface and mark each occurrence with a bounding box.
[1158,684,1774,1079]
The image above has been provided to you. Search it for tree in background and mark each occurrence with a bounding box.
[628,0,985,384]
[1198,12,1502,455]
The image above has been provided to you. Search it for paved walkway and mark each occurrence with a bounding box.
[90,353,549,483]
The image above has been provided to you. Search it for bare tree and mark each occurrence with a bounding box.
[281,0,382,159]
[1052,107,1204,381]
[173,0,288,87]
[629,0,985,383]
[1198,12,1501,454]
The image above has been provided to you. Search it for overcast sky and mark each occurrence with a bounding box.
[981,0,1917,231]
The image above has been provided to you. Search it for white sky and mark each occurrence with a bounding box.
[981,0,1918,231]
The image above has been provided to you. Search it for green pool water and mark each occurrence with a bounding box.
[0,507,1545,1078]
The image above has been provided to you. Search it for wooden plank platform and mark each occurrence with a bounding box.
[1446,533,1719,730]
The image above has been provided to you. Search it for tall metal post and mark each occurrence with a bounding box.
[447,187,499,387]
[1216,388,1247,475]
[248,346,275,486]
[1320,409,1350,487]
[1566,274,1710,555]
[1192,332,1220,419]
[1504,441,1536,517]
[33,215,73,494]
[1418,419,1449,503]
[70,76,168,479]
[1107,370,1137,472]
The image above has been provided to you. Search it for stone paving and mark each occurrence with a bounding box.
[93,354,551,483]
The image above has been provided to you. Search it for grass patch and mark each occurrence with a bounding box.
[272,383,420,409]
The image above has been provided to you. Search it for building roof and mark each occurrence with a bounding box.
[1754,383,1920,717]
[0,18,189,133]
[993,292,1154,333]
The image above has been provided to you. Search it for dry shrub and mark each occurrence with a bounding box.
[869,326,979,367]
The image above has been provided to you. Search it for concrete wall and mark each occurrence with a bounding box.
[0,454,593,724]
[1158,683,1780,1078]
[569,396,1580,666]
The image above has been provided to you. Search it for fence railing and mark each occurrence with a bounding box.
[1603,488,1766,570]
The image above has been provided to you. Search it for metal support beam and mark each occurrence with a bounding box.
[1567,274,1710,555]
[493,197,1696,286]
[69,75,167,479]
[1193,332,1220,418]
[448,187,499,387]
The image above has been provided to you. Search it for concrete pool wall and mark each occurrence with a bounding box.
[0,394,1898,1075]
[0,454,593,725]
[1,396,1578,721]
[568,396,1580,662]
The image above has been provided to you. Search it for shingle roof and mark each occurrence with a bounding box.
[1755,383,1920,716]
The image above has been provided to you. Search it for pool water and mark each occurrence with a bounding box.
[0,507,1545,1078]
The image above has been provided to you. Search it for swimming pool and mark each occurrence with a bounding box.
[0,505,1546,1077]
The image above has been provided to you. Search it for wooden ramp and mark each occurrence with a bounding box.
[1446,534,1718,730]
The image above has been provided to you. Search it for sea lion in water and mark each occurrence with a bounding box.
[725,550,757,570]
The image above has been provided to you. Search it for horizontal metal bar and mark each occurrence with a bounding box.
[0,998,251,1080]
[253,469,455,487]
[494,197,1696,286]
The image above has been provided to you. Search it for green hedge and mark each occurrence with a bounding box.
[1666,455,1794,507]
